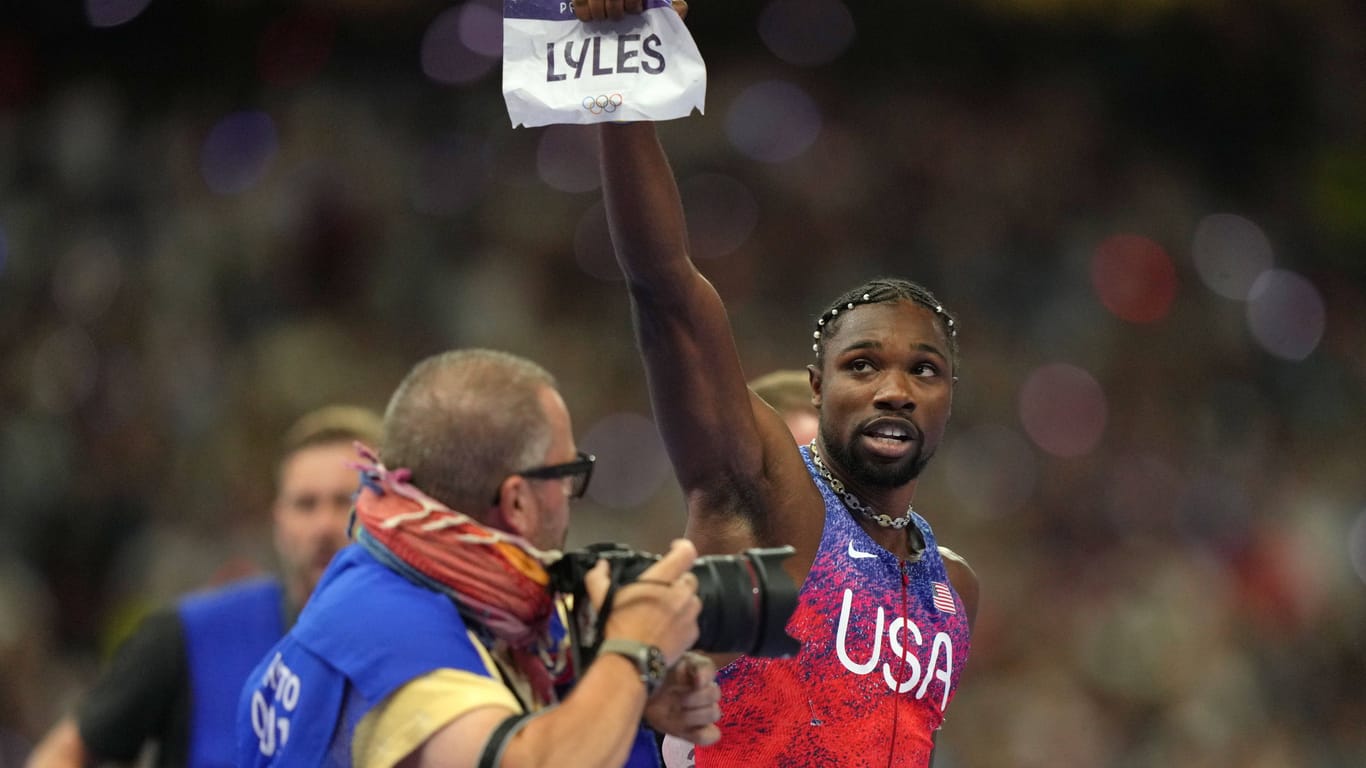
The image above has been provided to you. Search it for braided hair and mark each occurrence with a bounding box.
[811,277,959,370]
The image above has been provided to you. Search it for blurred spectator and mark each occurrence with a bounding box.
[23,406,382,768]
[748,369,819,445]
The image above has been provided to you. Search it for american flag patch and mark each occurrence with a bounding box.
[931,582,957,614]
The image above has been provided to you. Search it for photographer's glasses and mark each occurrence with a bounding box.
[517,451,596,499]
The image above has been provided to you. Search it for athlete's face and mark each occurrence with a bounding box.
[273,441,358,606]
[812,301,954,489]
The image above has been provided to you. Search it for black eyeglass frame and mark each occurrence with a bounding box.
[515,451,596,499]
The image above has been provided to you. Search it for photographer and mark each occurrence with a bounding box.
[235,349,721,767]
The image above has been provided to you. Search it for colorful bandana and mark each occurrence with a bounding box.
[349,444,564,704]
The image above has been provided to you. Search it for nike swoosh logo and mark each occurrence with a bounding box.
[847,541,878,559]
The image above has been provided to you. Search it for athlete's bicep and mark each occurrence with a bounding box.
[631,278,767,493]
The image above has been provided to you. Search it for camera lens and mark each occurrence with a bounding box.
[549,542,801,659]
[690,547,800,658]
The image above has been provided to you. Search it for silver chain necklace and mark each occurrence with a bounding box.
[808,441,915,529]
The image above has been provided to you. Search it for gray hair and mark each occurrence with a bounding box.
[381,349,558,515]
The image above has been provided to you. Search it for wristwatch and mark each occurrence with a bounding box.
[598,638,667,694]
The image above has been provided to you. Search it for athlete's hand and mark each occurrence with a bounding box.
[572,0,688,22]
[645,652,722,746]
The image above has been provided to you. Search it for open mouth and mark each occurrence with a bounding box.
[860,419,918,457]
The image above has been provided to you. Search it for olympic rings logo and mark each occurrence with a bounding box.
[582,93,624,114]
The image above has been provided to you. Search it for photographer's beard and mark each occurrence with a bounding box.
[525,482,572,553]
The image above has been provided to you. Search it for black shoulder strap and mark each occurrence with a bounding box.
[477,713,535,768]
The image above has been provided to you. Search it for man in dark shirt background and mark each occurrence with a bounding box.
[25,405,382,768]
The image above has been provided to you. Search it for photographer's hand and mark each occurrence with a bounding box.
[584,538,702,666]
[409,541,705,768]
[645,652,722,746]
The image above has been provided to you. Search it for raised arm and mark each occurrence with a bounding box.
[597,122,759,489]
[598,123,821,562]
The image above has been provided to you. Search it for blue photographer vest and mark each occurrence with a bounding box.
[178,577,285,768]
[237,545,660,767]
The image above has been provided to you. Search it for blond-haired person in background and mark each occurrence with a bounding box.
[749,370,819,446]
[27,406,383,768]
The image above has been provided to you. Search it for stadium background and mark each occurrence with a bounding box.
[1,0,1363,764]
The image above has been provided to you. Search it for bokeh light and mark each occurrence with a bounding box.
[410,133,493,216]
[199,111,279,195]
[537,124,601,194]
[257,11,336,88]
[758,0,856,67]
[458,0,503,58]
[420,3,499,86]
[1349,509,1366,587]
[581,412,672,509]
[85,0,152,28]
[725,80,821,163]
[572,200,619,282]
[52,238,122,324]
[942,423,1037,520]
[1090,233,1177,323]
[679,173,758,260]
[1192,213,1274,300]
[1018,363,1107,458]
[1245,269,1325,361]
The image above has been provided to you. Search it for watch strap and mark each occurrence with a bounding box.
[598,638,666,694]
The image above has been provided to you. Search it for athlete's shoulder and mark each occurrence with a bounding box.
[936,546,979,630]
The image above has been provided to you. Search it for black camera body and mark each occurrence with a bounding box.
[547,542,801,659]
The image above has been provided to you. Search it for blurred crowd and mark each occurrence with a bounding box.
[1,1,1363,766]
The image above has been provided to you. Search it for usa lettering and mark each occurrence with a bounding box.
[834,588,955,711]
[251,653,302,756]
[546,34,665,82]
